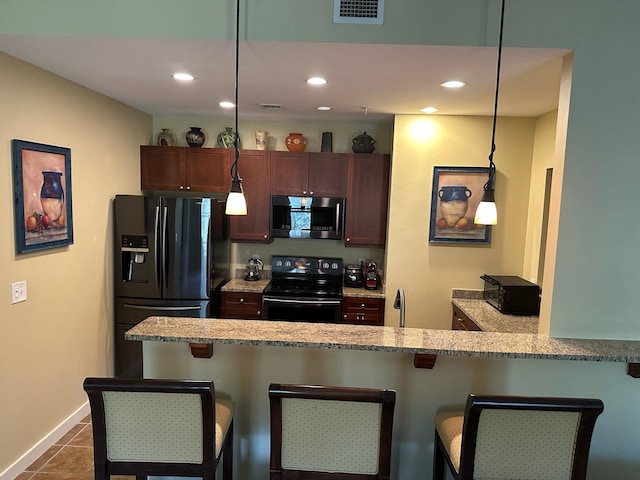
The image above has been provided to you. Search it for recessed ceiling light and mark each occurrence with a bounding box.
[307,77,328,85]
[420,106,439,114]
[172,73,195,81]
[316,106,332,111]
[441,80,466,88]
[219,101,235,109]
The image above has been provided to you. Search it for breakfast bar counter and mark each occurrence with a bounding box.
[127,317,640,480]
[126,317,640,363]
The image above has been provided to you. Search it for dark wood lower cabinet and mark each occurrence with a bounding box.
[452,304,481,331]
[221,292,263,319]
[342,297,385,326]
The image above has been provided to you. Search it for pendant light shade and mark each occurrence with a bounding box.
[474,0,505,226]
[474,188,497,225]
[225,0,247,216]
[225,175,247,215]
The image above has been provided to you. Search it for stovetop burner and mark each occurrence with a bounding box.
[266,279,342,298]
[264,256,343,299]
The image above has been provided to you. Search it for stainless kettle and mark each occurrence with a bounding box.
[244,256,264,281]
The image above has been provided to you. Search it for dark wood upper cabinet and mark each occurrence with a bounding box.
[229,150,272,243]
[271,151,346,196]
[140,146,186,191]
[186,148,231,192]
[140,145,230,193]
[308,152,347,197]
[345,154,390,248]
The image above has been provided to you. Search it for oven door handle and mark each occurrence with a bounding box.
[263,297,342,306]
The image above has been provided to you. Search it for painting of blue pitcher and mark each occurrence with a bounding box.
[438,185,471,227]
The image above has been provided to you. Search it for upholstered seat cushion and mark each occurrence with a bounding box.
[214,397,234,458]
[434,410,464,473]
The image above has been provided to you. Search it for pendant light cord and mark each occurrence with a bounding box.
[484,0,505,191]
[231,0,240,179]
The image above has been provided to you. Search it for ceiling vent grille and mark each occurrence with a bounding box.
[259,103,281,110]
[334,0,384,25]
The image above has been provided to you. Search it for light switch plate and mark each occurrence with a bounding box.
[11,281,27,304]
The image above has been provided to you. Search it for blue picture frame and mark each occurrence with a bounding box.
[428,166,493,244]
[12,139,74,253]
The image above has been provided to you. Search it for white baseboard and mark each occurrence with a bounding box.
[0,401,90,480]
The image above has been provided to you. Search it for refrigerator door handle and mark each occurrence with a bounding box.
[122,303,203,312]
[154,204,161,289]
[162,204,168,289]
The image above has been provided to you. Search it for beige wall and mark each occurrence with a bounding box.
[384,115,536,328]
[0,52,150,474]
[523,110,557,285]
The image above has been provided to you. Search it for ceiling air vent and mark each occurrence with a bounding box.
[334,0,384,25]
[259,103,281,110]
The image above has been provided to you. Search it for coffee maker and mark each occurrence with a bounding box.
[364,260,379,290]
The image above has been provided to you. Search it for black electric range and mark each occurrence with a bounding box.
[262,256,343,322]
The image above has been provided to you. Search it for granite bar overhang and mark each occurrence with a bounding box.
[126,317,640,366]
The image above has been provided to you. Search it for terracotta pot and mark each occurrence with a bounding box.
[285,132,307,152]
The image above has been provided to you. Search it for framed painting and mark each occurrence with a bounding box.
[12,139,74,253]
[428,166,493,244]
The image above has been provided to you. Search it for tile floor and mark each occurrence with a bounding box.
[15,415,134,480]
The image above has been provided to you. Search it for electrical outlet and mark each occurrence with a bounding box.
[11,281,27,304]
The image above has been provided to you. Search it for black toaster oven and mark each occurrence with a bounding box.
[480,274,540,315]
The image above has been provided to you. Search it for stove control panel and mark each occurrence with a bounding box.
[271,256,343,276]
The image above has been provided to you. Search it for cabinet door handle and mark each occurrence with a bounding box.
[179,185,185,190]
[186,186,191,190]
[302,190,307,195]
[240,298,244,303]
[309,191,314,195]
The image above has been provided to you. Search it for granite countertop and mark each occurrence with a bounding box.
[452,299,539,334]
[126,316,640,363]
[222,278,270,293]
[343,286,385,298]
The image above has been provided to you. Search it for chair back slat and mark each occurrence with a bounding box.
[270,383,395,480]
[103,391,203,463]
[83,377,234,480]
[282,398,382,474]
[474,409,580,479]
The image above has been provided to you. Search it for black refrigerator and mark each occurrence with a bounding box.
[113,194,230,378]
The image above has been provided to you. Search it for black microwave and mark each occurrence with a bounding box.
[480,274,540,315]
[270,195,345,240]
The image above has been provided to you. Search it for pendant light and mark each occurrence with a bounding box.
[225,0,247,216]
[474,0,505,226]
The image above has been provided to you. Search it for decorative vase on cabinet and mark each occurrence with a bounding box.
[186,127,205,147]
[285,132,307,152]
[217,127,238,148]
[157,128,176,146]
[352,132,376,153]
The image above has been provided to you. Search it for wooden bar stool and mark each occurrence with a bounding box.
[83,377,234,480]
[269,383,396,480]
[433,394,604,480]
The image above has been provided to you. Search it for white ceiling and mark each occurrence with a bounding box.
[0,34,570,121]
